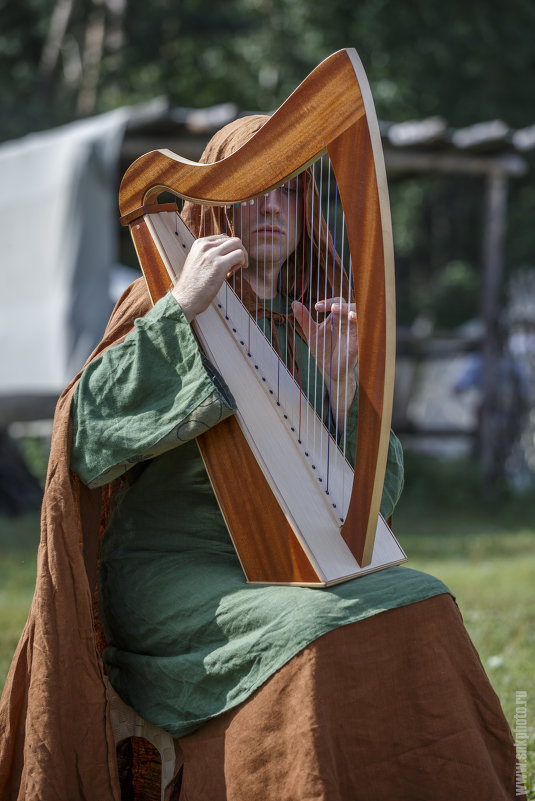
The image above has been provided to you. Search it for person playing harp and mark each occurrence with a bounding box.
[0,109,520,799]
[67,116,516,798]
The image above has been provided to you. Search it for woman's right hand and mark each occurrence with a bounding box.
[172,235,248,323]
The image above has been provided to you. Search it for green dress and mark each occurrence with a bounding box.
[71,292,449,737]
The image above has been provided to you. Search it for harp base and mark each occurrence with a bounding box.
[198,415,406,588]
[242,515,407,588]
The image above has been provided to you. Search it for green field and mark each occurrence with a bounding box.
[1,453,534,796]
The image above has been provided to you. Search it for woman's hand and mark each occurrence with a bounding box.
[292,297,358,431]
[172,235,248,323]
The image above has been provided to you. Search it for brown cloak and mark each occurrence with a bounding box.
[0,279,151,801]
[0,114,523,799]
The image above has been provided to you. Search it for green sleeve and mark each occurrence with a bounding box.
[342,388,404,519]
[71,293,236,488]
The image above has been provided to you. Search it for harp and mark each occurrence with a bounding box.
[118,48,406,586]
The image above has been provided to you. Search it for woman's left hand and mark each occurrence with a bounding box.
[292,298,358,430]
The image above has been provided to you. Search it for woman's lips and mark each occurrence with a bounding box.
[253,226,283,236]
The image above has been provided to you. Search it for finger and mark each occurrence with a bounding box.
[215,236,248,256]
[332,301,356,314]
[315,297,344,313]
[193,234,232,253]
[197,235,247,262]
[194,235,247,264]
[197,233,237,245]
[291,301,315,342]
[216,239,249,270]
[218,248,248,276]
[330,304,358,324]
[316,298,356,315]
[338,307,357,323]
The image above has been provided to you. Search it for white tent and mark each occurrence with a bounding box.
[0,107,131,415]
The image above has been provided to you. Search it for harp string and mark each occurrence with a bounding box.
[224,206,230,320]
[305,164,315,451]
[277,187,283,405]
[320,162,331,478]
[167,154,354,521]
[248,200,254,351]
[298,172,307,444]
[314,157,324,471]
[336,206,346,487]
[325,180,338,494]
[289,181,294,427]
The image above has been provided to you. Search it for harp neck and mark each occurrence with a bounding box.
[119,49,366,222]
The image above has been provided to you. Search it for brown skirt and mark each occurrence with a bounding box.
[123,594,521,801]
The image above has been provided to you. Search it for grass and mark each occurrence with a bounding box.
[0,449,534,796]
[394,453,535,797]
[0,514,39,684]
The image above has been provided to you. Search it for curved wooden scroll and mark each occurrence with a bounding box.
[119,48,397,577]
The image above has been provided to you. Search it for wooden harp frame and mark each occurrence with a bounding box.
[118,48,406,586]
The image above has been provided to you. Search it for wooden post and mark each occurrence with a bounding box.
[480,170,508,483]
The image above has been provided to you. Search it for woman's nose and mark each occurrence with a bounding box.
[259,189,281,214]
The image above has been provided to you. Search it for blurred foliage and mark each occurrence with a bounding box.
[421,259,480,328]
[18,436,49,488]
[3,0,535,137]
[391,175,484,326]
[397,450,535,529]
[1,0,534,327]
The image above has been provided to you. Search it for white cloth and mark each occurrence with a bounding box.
[0,108,131,397]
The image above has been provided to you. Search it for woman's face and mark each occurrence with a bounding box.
[233,179,304,270]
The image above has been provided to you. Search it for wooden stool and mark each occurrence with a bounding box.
[105,677,177,801]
